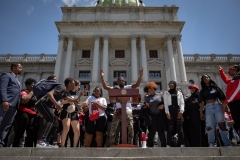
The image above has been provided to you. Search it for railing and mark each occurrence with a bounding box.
[183,54,240,62]
[0,54,57,62]
[0,53,239,62]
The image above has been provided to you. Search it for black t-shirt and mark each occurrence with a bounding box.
[145,93,164,116]
[199,86,226,103]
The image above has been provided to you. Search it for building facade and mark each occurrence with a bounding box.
[0,2,239,101]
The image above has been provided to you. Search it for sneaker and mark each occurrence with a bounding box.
[36,139,47,148]
[36,139,54,148]
[52,144,59,148]
[166,145,171,148]
[180,144,185,147]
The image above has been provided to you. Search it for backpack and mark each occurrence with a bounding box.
[33,79,60,99]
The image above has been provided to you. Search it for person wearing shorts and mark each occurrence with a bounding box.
[82,86,107,147]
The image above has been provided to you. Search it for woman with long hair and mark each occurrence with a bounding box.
[199,74,232,147]
[82,86,107,147]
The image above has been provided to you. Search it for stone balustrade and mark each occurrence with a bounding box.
[184,54,240,62]
[0,53,239,62]
[0,54,56,62]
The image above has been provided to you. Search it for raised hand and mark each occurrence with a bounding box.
[139,67,143,77]
[218,65,223,70]
[100,69,104,77]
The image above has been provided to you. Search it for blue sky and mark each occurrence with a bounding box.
[0,0,240,54]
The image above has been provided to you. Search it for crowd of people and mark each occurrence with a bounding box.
[0,63,239,148]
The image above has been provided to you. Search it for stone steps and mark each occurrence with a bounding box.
[0,147,239,160]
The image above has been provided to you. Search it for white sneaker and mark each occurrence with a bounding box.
[180,144,185,147]
[166,145,171,148]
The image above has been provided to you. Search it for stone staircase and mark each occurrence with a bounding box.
[0,147,239,160]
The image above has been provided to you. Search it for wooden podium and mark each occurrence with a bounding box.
[108,88,139,146]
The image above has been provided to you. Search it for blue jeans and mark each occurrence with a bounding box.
[205,102,232,146]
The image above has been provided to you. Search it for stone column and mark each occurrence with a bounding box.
[102,35,109,82]
[63,36,74,79]
[92,36,100,82]
[54,35,64,80]
[176,35,187,82]
[140,35,148,82]
[131,35,138,82]
[166,35,177,81]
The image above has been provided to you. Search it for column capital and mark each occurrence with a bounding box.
[131,35,137,40]
[175,35,182,41]
[165,35,173,41]
[58,35,65,41]
[140,35,146,40]
[94,35,100,41]
[103,35,109,41]
[67,35,74,41]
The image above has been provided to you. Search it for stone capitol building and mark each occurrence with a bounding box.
[0,0,239,101]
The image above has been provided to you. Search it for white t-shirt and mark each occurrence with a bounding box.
[85,96,107,116]
[111,85,132,113]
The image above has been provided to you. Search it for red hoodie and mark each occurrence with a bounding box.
[225,76,240,104]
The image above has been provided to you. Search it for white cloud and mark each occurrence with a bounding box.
[27,6,34,15]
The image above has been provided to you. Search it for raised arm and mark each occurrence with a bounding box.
[218,65,232,84]
[132,67,143,89]
[100,69,112,91]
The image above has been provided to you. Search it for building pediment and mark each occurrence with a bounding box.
[148,59,164,66]
[110,59,130,66]
[76,59,92,66]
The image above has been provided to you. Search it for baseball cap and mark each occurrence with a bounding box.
[188,84,199,90]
